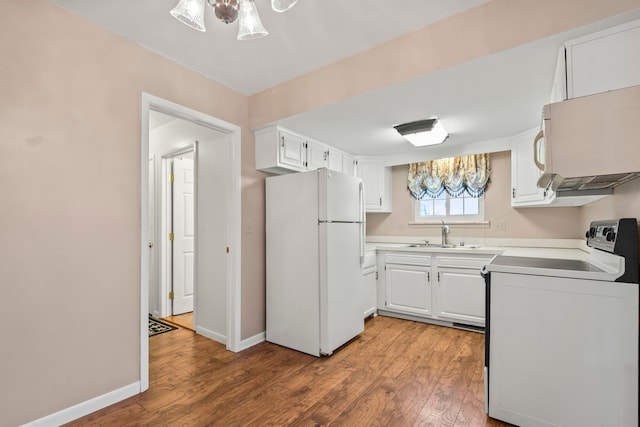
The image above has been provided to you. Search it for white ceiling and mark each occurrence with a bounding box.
[50,1,640,159]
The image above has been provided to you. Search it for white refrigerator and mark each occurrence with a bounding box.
[266,168,366,357]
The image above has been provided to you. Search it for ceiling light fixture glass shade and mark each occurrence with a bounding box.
[237,0,268,40]
[170,0,207,32]
[271,0,298,12]
[208,0,239,23]
[394,119,449,147]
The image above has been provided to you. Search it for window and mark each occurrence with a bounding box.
[413,192,484,222]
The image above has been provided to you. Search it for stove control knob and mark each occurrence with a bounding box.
[586,227,596,238]
[606,231,616,242]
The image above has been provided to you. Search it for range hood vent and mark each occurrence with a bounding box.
[539,172,640,194]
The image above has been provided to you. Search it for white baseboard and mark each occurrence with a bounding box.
[237,331,265,352]
[195,325,226,345]
[22,382,140,427]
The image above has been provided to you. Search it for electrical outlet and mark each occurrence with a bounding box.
[494,221,507,232]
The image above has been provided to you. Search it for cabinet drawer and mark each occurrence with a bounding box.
[385,254,431,266]
[437,255,493,270]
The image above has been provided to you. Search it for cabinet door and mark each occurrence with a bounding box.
[306,140,328,171]
[566,20,640,99]
[279,130,306,170]
[327,148,344,173]
[510,128,547,206]
[363,268,377,318]
[357,158,384,211]
[436,267,485,326]
[342,153,355,176]
[385,264,431,317]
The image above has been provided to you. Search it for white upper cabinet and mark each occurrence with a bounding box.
[565,19,640,99]
[510,128,550,207]
[342,152,356,176]
[356,157,392,212]
[255,125,355,175]
[305,139,328,171]
[278,129,307,171]
[327,147,355,175]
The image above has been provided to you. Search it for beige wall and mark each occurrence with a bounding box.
[366,151,584,240]
[580,177,640,231]
[0,1,263,425]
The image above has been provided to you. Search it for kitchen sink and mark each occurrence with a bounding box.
[406,244,480,249]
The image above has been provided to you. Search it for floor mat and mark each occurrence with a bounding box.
[149,316,177,337]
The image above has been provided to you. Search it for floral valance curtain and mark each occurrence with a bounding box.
[407,154,491,199]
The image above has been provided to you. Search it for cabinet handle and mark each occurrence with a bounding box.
[379,197,382,207]
[427,272,430,282]
[533,130,545,172]
[281,136,285,147]
[437,271,440,282]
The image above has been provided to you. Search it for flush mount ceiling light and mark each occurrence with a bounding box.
[394,118,449,147]
[170,0,298,40]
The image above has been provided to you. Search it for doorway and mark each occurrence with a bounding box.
[140,93,242,392]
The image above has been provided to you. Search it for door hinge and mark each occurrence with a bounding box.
[169,291,174,300]
[375,271,378,280]
[169,232,174,241]
[512,188,516,198]
[170,174,175,183]
[379,197,382,206]
[428,271,430,281]
[437,271,441,281]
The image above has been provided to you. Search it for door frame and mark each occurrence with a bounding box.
[140,92,242,392]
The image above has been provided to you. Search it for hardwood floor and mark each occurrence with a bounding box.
[162,312,194,331]
[65,316,510,426]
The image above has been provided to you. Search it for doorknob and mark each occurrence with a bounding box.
[148,242,153,248]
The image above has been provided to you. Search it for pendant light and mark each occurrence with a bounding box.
[170,0,298,39]
[237,0,268,40]
[271,0,298,13]
[170,0,207,32]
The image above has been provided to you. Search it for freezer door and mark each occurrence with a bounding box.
[318,168,363,222]
[319,222,365,355]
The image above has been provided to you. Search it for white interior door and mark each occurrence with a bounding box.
[194,137,230,341]
[172,157,195,315]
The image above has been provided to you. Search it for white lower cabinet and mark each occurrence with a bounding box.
[362,250,377,318]
[379,251,491,328]
[383,254,432,317]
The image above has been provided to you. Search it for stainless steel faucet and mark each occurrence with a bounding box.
[441,220,450,246]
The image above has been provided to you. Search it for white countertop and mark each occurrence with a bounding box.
[366,237,625,281]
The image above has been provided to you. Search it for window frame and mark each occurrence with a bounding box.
[412,192,485,223]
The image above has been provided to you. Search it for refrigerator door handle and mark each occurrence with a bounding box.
[359,181,365,262]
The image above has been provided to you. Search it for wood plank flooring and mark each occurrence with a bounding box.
[162,312,194,331]
[65,316,510,426]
